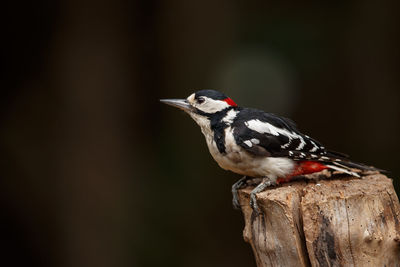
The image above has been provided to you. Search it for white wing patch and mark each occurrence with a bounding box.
[244,140,253,147]
[251,138,260,145]
[243,138,260,148]
[295,138,307,150]
[245,119,306,150]
[244,119,322,152]
[309,140,318,152]
[281,140,292,149]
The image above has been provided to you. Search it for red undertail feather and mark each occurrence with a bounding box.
[223,97,237,107]
[277,161,328,184]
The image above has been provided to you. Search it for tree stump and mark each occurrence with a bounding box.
[238,173,400,267]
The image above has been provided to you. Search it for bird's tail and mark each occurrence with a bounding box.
[325,159,385,178]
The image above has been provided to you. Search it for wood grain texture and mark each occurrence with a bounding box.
[238,174,400,267]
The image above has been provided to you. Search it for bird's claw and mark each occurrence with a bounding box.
[232,193,241,210]
[249,178,276,216]
[232,176,275,215]
[250,192,261,215]
[231,176,249,210]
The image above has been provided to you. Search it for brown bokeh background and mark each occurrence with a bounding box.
[1,1,399,266]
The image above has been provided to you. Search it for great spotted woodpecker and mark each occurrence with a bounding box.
[161,90,381,214]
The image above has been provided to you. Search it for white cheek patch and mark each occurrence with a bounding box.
[196,96,230,113]
[187,93,195,104]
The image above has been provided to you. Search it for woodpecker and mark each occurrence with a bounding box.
[161,90,381,214]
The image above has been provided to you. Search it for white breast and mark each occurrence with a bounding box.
[188,112,296,180]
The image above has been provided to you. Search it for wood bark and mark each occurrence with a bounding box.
[238,173,400,267]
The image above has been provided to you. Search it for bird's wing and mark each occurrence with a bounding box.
[232,117,381,173]
[232,117,328,160]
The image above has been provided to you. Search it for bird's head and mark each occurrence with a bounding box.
[161,89,238,129]
[161,89,237,115]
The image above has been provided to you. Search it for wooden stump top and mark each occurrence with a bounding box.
[238,174,400,267]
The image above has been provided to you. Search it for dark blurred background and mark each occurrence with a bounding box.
[1,0,399,266]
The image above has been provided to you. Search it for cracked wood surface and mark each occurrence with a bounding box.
[238,174,400,267]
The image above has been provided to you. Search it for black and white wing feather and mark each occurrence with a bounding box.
[232,108,379,174]
[232,109,326,158]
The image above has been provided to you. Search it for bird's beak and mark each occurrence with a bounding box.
[160,99,193,112]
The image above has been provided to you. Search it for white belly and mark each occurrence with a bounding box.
[205,127,296,180]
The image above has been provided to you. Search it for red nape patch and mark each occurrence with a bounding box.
[223,97,237,107]
[277,161,328,184]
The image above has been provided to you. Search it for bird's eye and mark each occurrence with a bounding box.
[197,98,205,104]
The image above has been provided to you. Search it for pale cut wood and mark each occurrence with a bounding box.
[238,174,400,267]
[239,182,310,267]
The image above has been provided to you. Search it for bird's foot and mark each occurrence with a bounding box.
[250,178,276,215]
[231,176,250,210]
